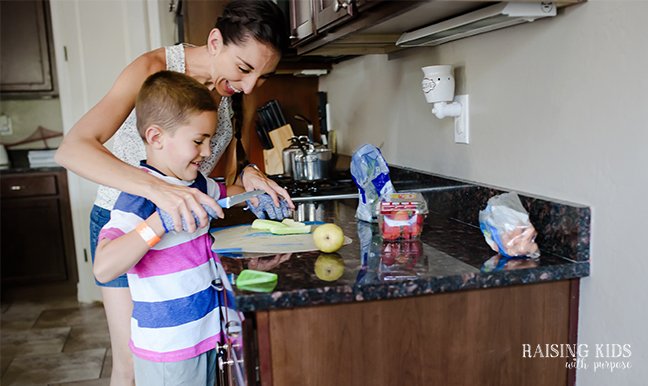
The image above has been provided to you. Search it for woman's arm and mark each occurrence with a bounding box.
[93,213,165,284]
[54,51,222,231]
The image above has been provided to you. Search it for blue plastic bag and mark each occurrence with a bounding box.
[350,143,395,222]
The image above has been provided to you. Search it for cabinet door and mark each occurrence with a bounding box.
[0,0,54,93]
[1,197,68,286]
[289,0,316,46]
[314,0,356,32]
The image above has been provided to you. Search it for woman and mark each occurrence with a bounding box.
[54,1,292,384]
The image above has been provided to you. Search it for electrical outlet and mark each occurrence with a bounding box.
[0,114,13,136]
[454,94,469,144]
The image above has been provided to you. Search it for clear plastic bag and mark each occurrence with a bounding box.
[350,143,395,222]
[478,192,540,258]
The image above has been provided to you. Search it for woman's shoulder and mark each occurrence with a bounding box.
[129,47,167,75]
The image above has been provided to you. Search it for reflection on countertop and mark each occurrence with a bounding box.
[217,166,590,312]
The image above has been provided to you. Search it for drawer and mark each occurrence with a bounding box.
[1,175,58,198]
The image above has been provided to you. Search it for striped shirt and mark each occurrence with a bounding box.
[98,162,240,362]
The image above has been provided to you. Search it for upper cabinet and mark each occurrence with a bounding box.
[1,0,57,97]
[289,0,585,58]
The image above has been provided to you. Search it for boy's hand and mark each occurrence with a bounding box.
[157,204,222,233]
[246,194,292,220]
[148,183,224,233]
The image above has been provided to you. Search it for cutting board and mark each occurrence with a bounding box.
[210,222,352,254]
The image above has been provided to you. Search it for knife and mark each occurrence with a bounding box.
[217,190,265,209]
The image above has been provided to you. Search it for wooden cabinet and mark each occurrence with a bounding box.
[0,0,57,96]
[243,280,579,386]
[289,0,316,46]
[1,170,77,292]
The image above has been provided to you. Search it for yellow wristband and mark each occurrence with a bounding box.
[135,221,161,248]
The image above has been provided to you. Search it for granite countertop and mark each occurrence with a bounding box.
[217,167,591,313]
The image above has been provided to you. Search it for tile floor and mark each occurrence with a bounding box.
[1,292,112,385]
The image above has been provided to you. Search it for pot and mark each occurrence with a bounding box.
[291,143,332,181]
[282,136,309,176]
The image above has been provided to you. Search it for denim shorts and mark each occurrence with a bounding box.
[90,205,129,287]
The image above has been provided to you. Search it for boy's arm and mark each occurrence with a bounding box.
[93,213,165,283]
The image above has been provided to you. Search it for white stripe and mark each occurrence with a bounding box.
[131,307,221,353]
[128,261,214,302]
[206,177,219,199]
[105,210,143,234]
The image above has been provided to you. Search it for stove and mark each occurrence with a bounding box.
[270,174,360,202]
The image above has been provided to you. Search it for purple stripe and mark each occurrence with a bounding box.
[129,235,215,278]
[99,227,125,242]
[129,335,219,362]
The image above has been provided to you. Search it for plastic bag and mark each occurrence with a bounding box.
[478,192,540,258]
[350,143,395,222]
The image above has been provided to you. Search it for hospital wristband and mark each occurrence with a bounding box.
[135,221,161,248]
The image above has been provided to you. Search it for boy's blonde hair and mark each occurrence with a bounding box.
[136,71,216,139]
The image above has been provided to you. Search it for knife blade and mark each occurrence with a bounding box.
[217,190,265,209]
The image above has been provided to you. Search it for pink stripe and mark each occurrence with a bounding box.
[129,335,220,362]
[99,227,125,242]
[129,235,215,278]
[216,182,227,199]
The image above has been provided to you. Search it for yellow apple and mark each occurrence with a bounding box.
[313,223,345,253]
[314,253,345,281]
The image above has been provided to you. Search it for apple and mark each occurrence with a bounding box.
[313,223,345,253]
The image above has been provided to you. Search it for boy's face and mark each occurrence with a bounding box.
[155,111,218,181]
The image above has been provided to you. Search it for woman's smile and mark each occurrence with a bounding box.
[225,81,242,95]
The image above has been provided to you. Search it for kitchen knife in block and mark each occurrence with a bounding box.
[262,124,294,175]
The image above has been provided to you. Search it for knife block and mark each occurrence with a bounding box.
[263,124,294,175]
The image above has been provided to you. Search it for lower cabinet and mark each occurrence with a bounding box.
[242,280,579,386]
[1,169,77,292]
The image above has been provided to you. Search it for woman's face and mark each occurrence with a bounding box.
[208,30,281,97]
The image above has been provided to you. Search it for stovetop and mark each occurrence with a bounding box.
[267,173,357,202]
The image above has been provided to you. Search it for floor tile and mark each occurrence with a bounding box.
[33,305,107,329]
[52,378,111,386]
[1,302,43,331]
[63,324,111,353]
[100,349,112,379]
[1,348,106,386]
[2,355,14,378]
[1,327,70,357]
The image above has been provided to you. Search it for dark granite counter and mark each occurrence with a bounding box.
[216,166,590,313]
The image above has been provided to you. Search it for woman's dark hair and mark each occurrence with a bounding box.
[215,0,289,55]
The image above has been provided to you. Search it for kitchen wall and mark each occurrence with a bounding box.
[0,99,64,149]
[320,1,647,385]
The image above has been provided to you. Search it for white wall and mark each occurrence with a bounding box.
[50,0,174,302]
[320,1,647,384]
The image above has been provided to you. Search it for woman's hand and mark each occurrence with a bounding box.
[147,180,224,233]
[246,253,293,272]
[240,165,295,210]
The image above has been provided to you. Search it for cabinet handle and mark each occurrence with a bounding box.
[334,0,348,12]
[11,185,24,191]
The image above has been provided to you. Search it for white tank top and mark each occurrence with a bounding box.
[94,44,233,210]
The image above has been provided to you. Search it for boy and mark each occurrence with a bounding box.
[93,70,244,385]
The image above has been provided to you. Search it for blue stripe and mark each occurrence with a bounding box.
[113,193,156,220]
[132,287,218,328]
